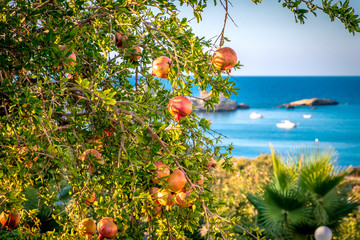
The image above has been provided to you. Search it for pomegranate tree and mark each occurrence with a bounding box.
[168,96,192,122]
[212,47,237,73]
[97,217,118,240]
[152,56,171,79]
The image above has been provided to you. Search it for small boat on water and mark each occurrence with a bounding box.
[250,112,263,119]
[303,114,312,119]
[276,120,296,129]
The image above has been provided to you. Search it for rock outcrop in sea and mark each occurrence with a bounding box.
[189,91,249,112]
[279,98,339,109]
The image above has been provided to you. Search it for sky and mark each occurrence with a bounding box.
[179,0,360,76]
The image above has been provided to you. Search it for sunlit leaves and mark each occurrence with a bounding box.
[278,0,360,33]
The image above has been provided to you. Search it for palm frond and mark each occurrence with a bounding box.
[250,184,310,237]
[270,144,297,191]
[324,190,360,227]
[299,149,349,198]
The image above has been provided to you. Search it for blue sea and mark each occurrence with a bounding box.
[194,76,360,167]
[132,76,360,167]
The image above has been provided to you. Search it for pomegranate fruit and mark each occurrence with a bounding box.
[154,205,162,217]
[80,149,104,172]
[157,189,175,206]
[25,160,33,168]
[212,47,237,72]
[195,174,205,185]
[168,96,192,122]
[175,191,192,207]
[80,149,104,164]
[167,169,187,193]
[149,187,160,203]
[205,158,216,169]
[66,73,79,80]
[0,211,20,230]
[152,56,171,79]
[79,218,96,240]
[145,204,162,221]
[103,129,112,137]
[128,46,142,62]
[97,217,118,240]
[114,32,128,49]
[56,46,76,69]
[151,162,170,184]
[84,192,97,206]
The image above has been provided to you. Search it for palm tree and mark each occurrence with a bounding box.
[247,145,359,239]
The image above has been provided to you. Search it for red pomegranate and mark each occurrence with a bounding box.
[149,187,160,203]
[97,217,118,240]
[168,96,192,122]
[145,202,162,221]
[103,129,112,137]
[175,190,192,207]
[212,47,237,72]
[128,46,142,62]
[151,162,171,184]
[0,211,20,230]
[152,56,171,79]
[167,169,187,193]
[154,205,162,217]
[84,192,97,206]
[114,32,128,49]
[195,174,205,185]
[149,187,173,206]
[157,189,175,206]
[56,46,76,70]
[80,149,104,164]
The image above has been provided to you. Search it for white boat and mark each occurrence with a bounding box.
[276,120,296,129]
[250,112,263,119]
[303,114,312,118]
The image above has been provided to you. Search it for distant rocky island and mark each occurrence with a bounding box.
[189,91,249,112]
[279,98,339,109]
[189,93,338,112]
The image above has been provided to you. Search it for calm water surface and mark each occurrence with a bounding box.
[196,76,360,167]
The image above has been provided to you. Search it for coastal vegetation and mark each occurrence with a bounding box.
[1,0,360,239]
[212,151,360,240]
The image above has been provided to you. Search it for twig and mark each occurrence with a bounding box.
[135,66,139,91]
[165,213,175,240]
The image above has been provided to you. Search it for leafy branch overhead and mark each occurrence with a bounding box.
[277,0,360,33]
